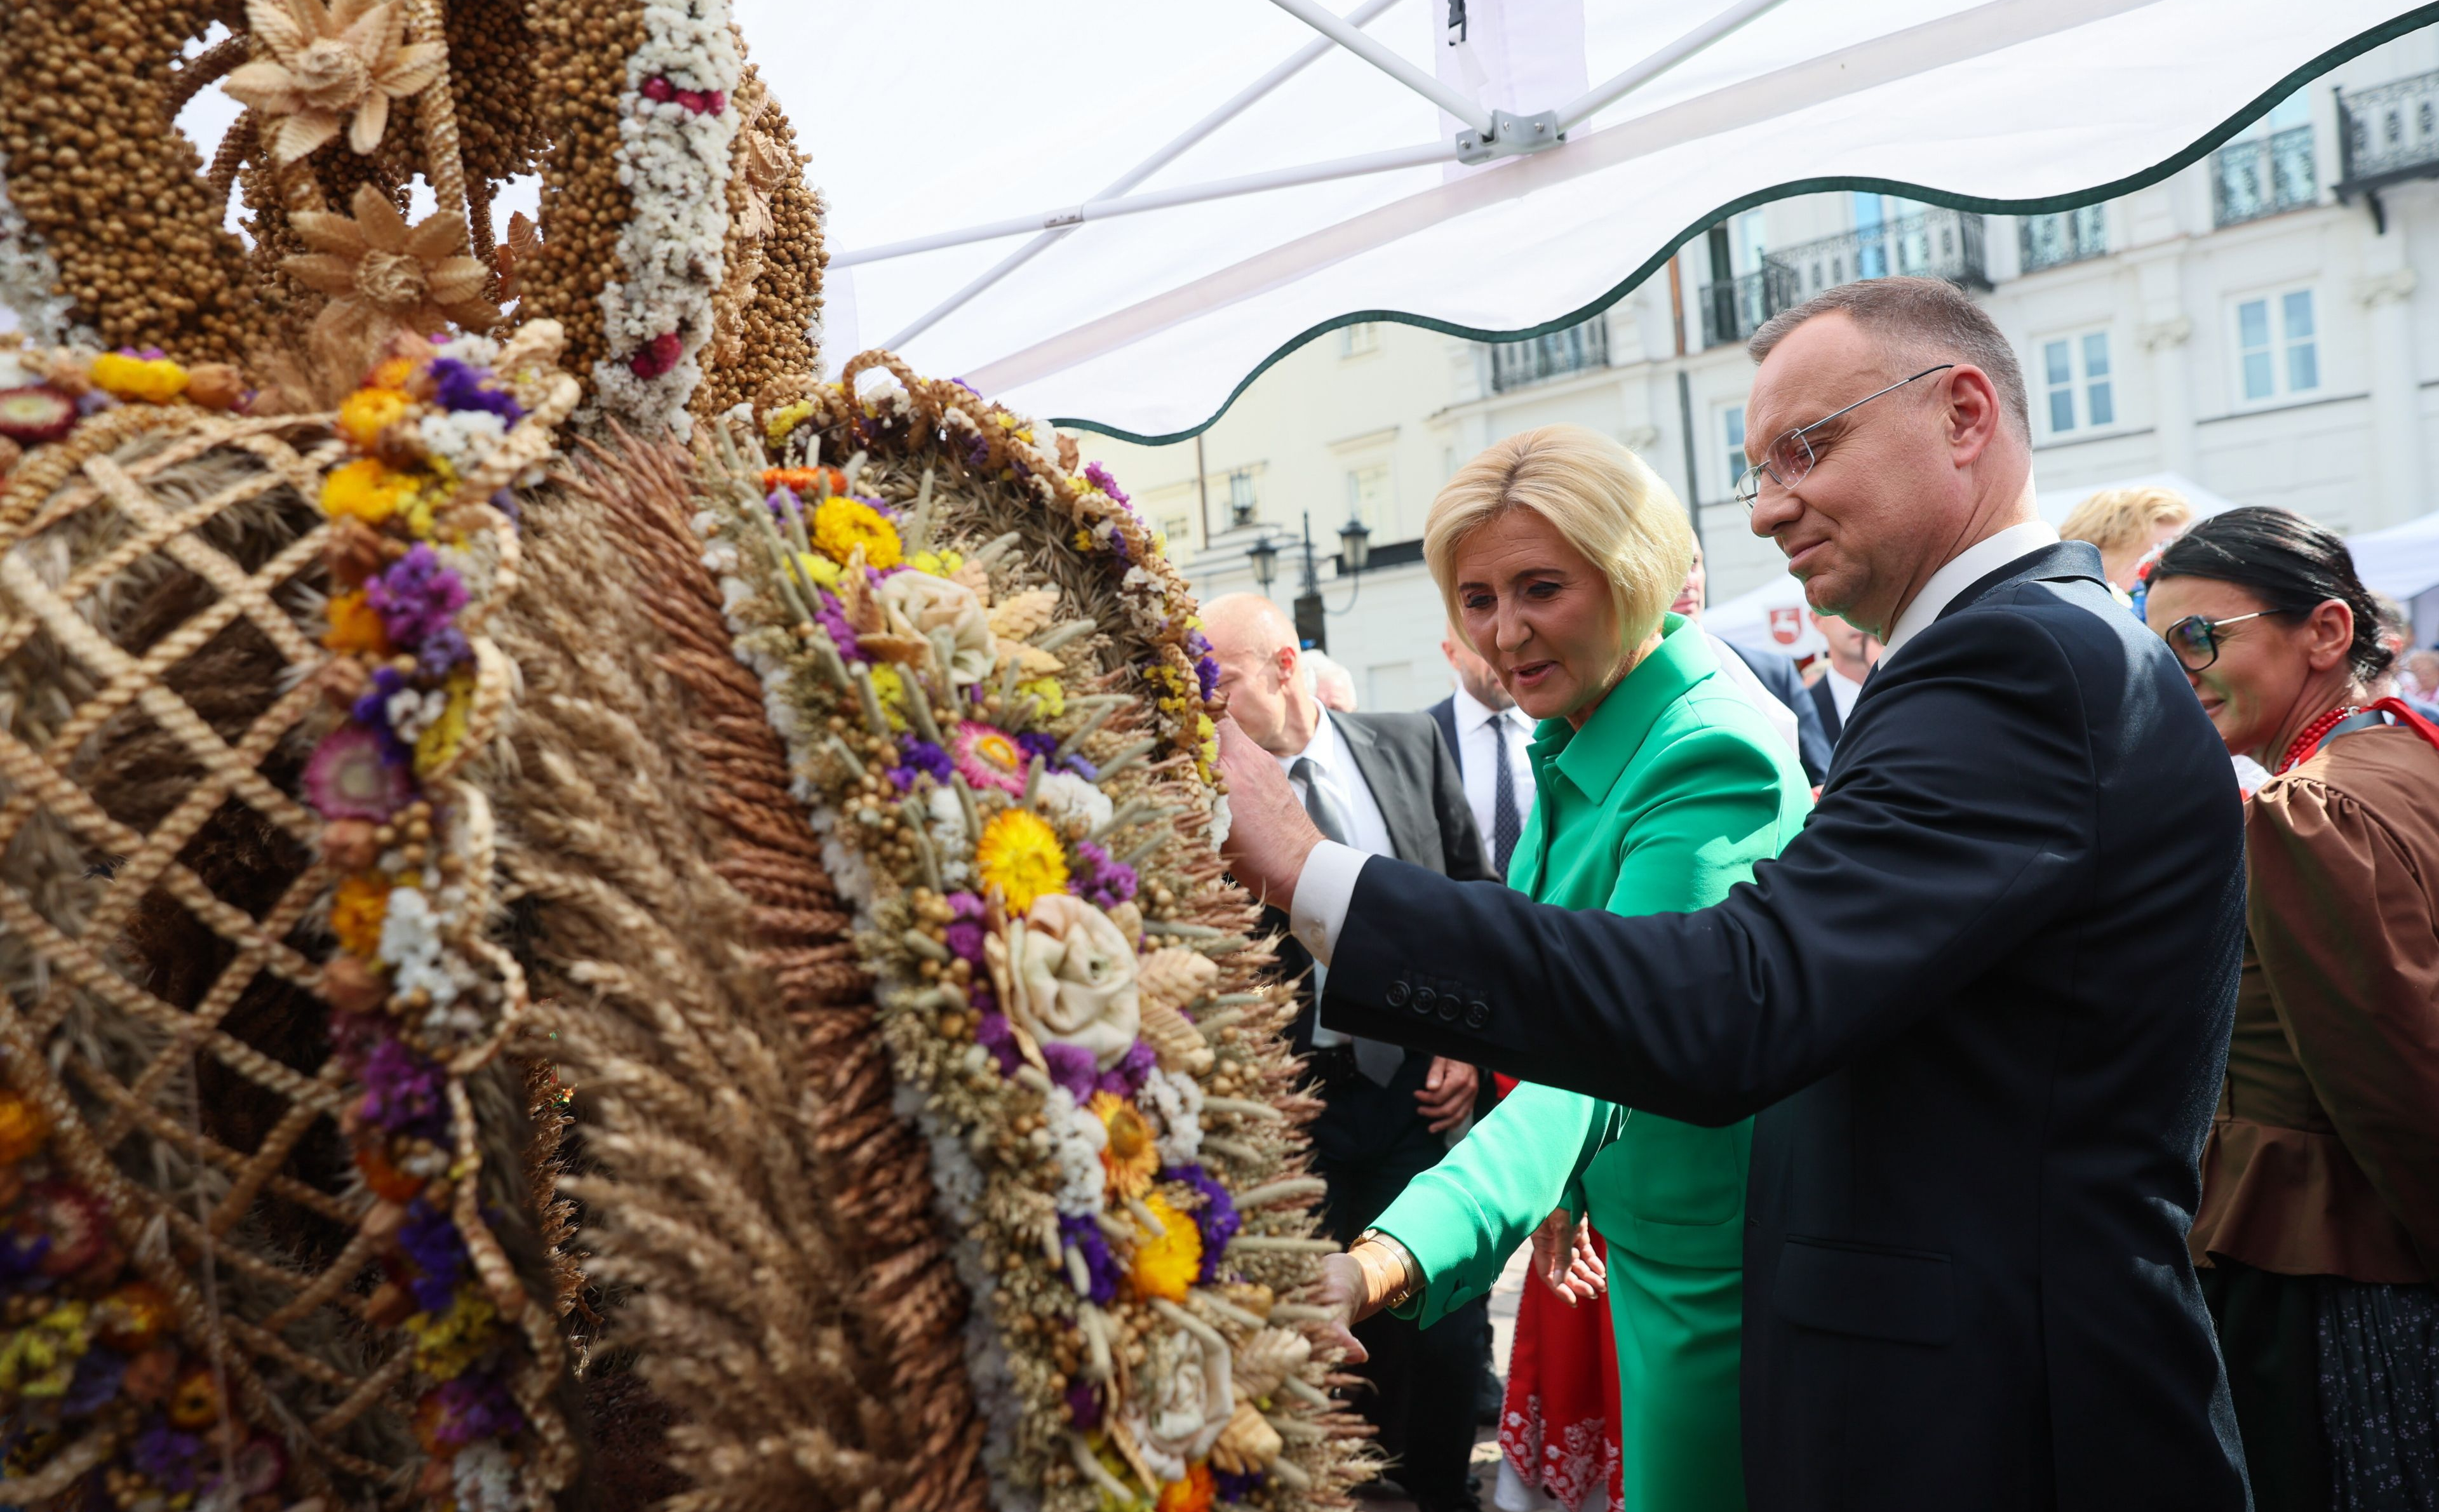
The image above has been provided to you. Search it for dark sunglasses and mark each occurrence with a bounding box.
[1733,364,1956,509]
[2160,611,2269,672]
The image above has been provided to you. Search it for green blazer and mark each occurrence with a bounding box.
[1373,615,1809,1512]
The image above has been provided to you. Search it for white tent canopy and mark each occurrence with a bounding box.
[769,0,2428,439]
[2349,509,2439,646]
[1705,472,2243,658]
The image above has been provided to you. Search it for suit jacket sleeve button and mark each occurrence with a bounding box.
[1465,1001,1490,1029]
[1409,986,1437,1016]
[1384,980,1412,1010]
[1437,994,1461,1022]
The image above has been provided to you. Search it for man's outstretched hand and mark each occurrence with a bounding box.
[1215,716,1324,913]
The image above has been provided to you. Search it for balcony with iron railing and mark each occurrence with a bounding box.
[1695,208,1987,348]
[2213,124,2317,226]
[1487,316,1610,392]
[2337,68,2439,203]
[2019,204,2107,275]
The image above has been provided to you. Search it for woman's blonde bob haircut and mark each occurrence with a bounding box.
[1424,424,1694,656]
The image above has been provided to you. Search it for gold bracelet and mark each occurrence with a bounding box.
[1352,1228,1423,1311]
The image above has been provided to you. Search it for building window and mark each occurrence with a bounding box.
[2214,92,2316,227]
[1721,406,1747,497]
[2234,290,2318,403]
[1226,468,1258,526]
[2039,330,2115,434]
[1340,322,1381,358]
[2020,205,2106,274]
[1158,512,1192,550]
[1488,316,1609,392]
[1345,463,1392,528]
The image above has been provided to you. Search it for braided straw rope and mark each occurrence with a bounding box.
[0,405,570,1501]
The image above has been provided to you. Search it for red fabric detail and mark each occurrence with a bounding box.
[1497,1230,1622,1512]
[2281,699,2439,774]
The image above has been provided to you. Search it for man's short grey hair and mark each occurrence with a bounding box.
[1748,276,2029,441]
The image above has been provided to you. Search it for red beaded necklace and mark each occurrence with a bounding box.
[2276,704,2365,775]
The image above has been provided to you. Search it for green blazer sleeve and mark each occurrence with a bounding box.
[1606,719,1801,919]
[1371,1082,1620,1327]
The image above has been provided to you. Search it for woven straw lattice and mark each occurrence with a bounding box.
[0,411,426,1494]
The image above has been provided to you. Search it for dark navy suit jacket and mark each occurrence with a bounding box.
[1319,543,2250,1511]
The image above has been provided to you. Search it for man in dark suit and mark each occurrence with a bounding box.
[1805,606,1879,748]
[1427,628,1536,880]
[1202,592,1494,1512]
[1677,540,1835,782]
[1217,279,2250,1511]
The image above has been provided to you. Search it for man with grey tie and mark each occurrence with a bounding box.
[1203,594,1495,1512]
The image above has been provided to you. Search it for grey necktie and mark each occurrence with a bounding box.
[1291,756,1405,1087]
[1489,713,1520,878]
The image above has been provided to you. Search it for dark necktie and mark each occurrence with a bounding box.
[1489,712,1520,878]
[1291,756,1402,1086]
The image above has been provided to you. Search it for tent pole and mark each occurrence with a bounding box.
[1263,0,1495,135]
[1555,0,1794,133]
[1677,368,1707,562]
[884,0,1409,350]
[836,140,1455,268]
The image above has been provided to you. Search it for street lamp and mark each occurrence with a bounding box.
[1245,532,1280,593]
[1337,514,1373,575]
[1291,511,1374,651]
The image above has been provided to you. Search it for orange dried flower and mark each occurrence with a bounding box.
[323,589,389,653]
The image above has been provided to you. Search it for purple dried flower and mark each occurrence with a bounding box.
[488,487,522,529]
[428,358,526,422]
[1095,1038,1157,1101]
[765,485,803,523]
[347,667,417,765]
[1065,1376,1104,1429]
[366,544,468,650]
[133,1424,203,1492]
[972,1011,1021,1075]
[889,738,953,793]
[422,1370,525,1447]
[397,1198,473,1315]
[1083,461,1129,506]
[62,1348,125,1414]
[1014,731,1061,770]
[1041,1041,1098,1101]
[1068,840,1138,909]
[1214,1468,1267,1502]
[813,591,866,664]
[1163,1163,1241,1283]
[0,1228,52,1288]
[1058,1214,1122,1307]
[1196,654,1221,702]
[358,1037,448,1138]
[417,624,471,678]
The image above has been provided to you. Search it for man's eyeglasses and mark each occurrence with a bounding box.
[1733,364,1956,509]
[2160,611,2270,672]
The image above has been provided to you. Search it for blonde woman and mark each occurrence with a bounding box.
[1320,425,1807,1512]
[2060,484,2193,592]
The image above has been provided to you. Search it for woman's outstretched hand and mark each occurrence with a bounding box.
[1531,1208,1607,1308]
[1214,717,1324,913]
[1312,1251,1372,1363]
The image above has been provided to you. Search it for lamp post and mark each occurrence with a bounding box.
[1289,511,1375,652]
[1246,531,1280,594]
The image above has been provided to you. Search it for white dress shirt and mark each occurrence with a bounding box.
[1701,628,1803,762]
[1289,519,2066,968]
[1279,712,1392,1040]
[1881,519,2060,662]
[1826,666,1865,725]
[1449,685,1536,870]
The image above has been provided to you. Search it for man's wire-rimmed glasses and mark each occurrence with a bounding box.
[2160,611,2271,672]
[1732,363,1956,509]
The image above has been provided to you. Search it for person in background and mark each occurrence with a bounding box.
[1428,630,1538,880]
[2369,596,2439,723]
[2060,483,2193,594]
[1202,592,1491,1512]
[1322,424,1808,1512]
[1305,648,1360,712]
[1673,540,1832,784]
[2401,647,2439,705]
[2146,508,2439,1512]
[1803,610,1879,749]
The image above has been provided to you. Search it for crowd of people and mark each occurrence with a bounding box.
[1206,276,2438,1512]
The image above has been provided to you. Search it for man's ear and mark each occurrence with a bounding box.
[1274,644,1300,686]
[1947,365,2004,464]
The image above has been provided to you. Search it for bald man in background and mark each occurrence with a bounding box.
[1202,593,1495,1512]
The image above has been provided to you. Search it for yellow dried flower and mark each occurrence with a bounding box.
[323,457,412,524]
[1128,1191,1202,1303]
[338,385,413,448]
[1018,677,1066,719]
[790,550,842,591]
[1093,1092,1159,1199]
[89,352,188,405]
[812,495,903,570]
[412,671,476,776]
[330,873,391,956]
[974,808,1068,913]
[403,1291,498,1380]
[866,664,911,732]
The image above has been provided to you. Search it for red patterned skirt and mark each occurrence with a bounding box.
[1496,1228,1623,1512]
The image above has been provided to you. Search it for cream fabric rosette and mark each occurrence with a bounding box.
[1131,1326,1235,1481]
[988,893,1141,1070]
[880,568,995,685]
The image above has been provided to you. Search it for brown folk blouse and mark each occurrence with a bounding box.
[2189,724,2439,1285]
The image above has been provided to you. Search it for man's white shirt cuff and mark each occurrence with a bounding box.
[1288,840,1367,969]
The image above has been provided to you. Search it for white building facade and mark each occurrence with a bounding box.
[1078,27,2439,714]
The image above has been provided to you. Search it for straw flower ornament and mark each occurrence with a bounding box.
[224,0,448,163]
[285,183,501,336]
